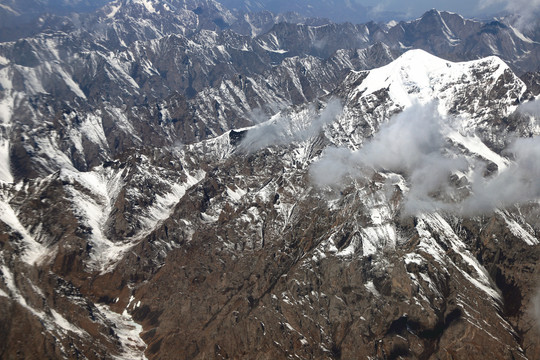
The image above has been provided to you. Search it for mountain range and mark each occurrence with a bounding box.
[0,0,540,359]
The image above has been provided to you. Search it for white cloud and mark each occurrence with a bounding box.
[311,103,468,213]
[518,98,540,117]
[310,102,540,215]
[461,136,540,213]
[239,98,343,152]
[479,0,540,30]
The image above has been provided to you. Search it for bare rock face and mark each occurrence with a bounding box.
[521,72,540,97]
[116,147,538,360]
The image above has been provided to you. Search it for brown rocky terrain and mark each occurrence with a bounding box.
[0,1,540,359]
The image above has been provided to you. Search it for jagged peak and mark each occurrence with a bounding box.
[418,8,462,20]
[101,0,234,19]
[422,8,442,17]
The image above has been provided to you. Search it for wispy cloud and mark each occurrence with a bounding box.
[366,1,414,20]
[461,136,540,213]
[518,97,540,117]
[479,0,540,30]
[239,98,343,152]
[310,101,540,215]
[310,103,468,213]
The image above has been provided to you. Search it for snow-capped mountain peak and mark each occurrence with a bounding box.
[347,49,523,117]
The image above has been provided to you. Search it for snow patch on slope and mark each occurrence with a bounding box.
[95,303,147,360]
[0,3,19,15]
[510,25,535,44]
[60,163,206,272]
[107,3,123,18]
[0,265,88,337]
[419,213,502,301]
[0,196,47,264]
[140,169,206,232]
[495,209,538,245]
[0,139,12,183]
[60,167,126,271]
[446,130,509,171]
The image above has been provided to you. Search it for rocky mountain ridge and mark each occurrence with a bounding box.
[0,0,539,183]
[1,46,539,359]
[0,0,540,359]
